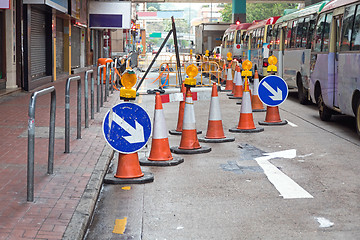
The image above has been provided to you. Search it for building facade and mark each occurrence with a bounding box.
[0,0,131,92]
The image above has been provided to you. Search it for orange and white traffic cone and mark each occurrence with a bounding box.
[252,70,266,112]
[169,83,202,135]
[224,62,233,92]
[199,83,235,143]
[258,106,288,125]
[229,77,264,133]
[140,93,184,166]
[171,88,211,154]
[229,65,243,100]
[103,152,154,184]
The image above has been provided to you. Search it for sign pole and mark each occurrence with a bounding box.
[171,16,183,87]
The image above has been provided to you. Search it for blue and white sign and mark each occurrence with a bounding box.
[258,75,288,107]
[102,103,151,154]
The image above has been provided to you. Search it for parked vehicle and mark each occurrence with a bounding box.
[221,22,252,62]
[270,1,329,104]
[309,0,360,136]
[194,22,229,55]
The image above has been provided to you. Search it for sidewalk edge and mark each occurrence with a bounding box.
[62,145,114,240]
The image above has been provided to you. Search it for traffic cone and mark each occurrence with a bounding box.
[258,106,288,125]
[171,88,211,154]
[229,77,264,133]
[169,83,202,135]
[227,65,238,96]
[229,66,243,100]
[140,93,184,166]
[103,152,154,184]
[224,62,233,92]
[199,83,235,143]
[252,70,266,112]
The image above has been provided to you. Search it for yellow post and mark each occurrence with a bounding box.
[63,19,71,75]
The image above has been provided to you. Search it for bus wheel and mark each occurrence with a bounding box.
[356,98,360,137]
[297,77,308,105]
[317,92,332,121]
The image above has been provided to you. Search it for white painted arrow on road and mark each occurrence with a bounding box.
[255,149,313,199]
[111,112,145,144]
[263,81,283,101]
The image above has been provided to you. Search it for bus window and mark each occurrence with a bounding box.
[290,20,297,48]
[301,18,309,48]
[296,18,305,48]
[351,5,360,50]
[313,14,326,52]
[340,5,355,51]
[273,25,280,49]
[322,13,333,52]
[266,25,273,44]
[236,30,241,44]
[286,22,292,48]
[251,31,257,48]
[259,27,264,47]
[307,19,316,49]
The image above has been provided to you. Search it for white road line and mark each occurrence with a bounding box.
[286,120,298,127]
[255,150,313,199]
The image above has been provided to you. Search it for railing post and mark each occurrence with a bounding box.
[105,62,110,102]
[65,76,81,153]
[27,86,56,202]
[84,70,94,128]
[111,61,115,94]
[97,65,105,112]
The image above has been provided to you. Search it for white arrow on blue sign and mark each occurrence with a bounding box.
[102,102,151,154]
[258,75,288,107]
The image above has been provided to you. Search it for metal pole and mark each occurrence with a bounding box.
[171,16,183,87]
[96,66,103,112]
[27,86,56,202]
[136,29,173,91]
[111,61,115,94]
[65,76,81,153]
[84,70,90,128]
[77,79,81,139]
[101,67,104,107]
[48,90,56,174]
[105,62,110,101]
[89,70,95,119]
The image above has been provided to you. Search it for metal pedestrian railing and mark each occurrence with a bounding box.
[65,76,82,153]
[27,86,56,202]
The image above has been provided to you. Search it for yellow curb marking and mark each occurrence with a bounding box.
[121,186,131,190]
[113,217,127,234]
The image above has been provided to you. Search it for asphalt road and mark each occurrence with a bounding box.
[84,73,360,240]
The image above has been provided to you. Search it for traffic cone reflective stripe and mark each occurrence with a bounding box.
[252,70,265,111]
[179,89,201,149]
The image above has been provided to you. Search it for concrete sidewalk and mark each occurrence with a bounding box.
[0,70,117,240]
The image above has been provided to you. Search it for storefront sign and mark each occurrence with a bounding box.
[0,0,11,9]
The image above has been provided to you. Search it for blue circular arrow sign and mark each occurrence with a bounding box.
[102,102,151,154]
[258,75,288,107]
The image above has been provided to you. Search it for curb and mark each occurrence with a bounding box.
[62,146,114,240]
